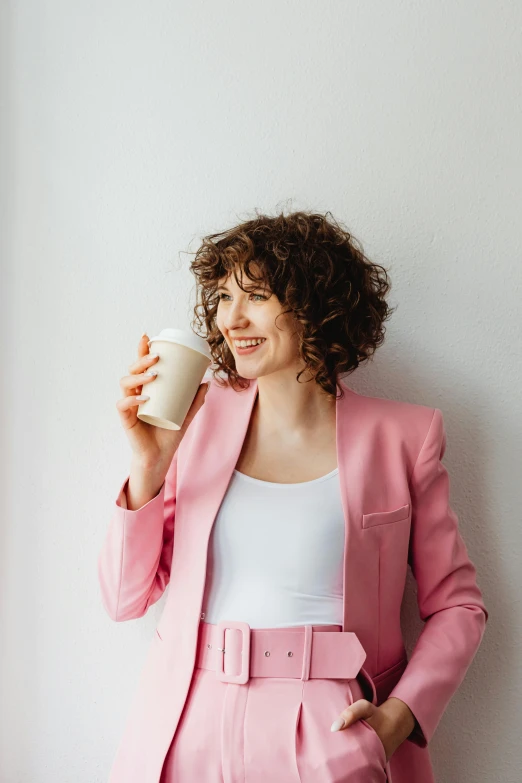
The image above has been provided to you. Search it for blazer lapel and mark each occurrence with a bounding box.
[335,380,381,670]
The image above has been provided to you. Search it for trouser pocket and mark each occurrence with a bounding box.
[294,677,387,783]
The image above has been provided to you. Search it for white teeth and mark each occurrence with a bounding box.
[234,338,266,348]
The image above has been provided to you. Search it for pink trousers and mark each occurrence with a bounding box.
[160,623,389,783]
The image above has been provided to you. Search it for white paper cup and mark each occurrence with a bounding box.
[136,328,212,430]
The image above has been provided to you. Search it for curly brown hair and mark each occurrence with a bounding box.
[188,208,396,400]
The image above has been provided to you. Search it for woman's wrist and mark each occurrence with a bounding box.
[379,697,416,742]
[126,459,169,511]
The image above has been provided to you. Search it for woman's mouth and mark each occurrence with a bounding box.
[233,338,267,355]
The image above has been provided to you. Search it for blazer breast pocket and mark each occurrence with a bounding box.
[362,503,410,529]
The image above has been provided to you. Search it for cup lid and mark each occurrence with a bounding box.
[148,328,212,360]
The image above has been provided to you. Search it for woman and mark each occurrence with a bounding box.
[98,210,488,783]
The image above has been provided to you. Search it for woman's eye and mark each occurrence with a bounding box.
[218,293,266,301]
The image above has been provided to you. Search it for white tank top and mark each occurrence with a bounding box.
[200,466,345,628]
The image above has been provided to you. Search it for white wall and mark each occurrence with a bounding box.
[1,1,520,780]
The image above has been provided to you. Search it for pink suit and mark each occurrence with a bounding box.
[97,377,488,782]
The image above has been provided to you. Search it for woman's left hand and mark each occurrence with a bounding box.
[330,697,416,763]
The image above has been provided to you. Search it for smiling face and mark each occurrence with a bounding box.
[215,264,303,380]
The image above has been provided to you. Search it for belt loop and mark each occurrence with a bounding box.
[300,625,313,681]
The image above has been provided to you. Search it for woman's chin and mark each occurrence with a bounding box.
[236,366,262,380]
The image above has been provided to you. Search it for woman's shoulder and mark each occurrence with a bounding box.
[336,378,440,457]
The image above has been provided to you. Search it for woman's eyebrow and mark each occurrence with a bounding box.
[217,283,266,292]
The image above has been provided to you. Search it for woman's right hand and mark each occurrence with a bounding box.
[116,333,210,470]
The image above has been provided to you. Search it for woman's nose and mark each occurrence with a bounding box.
[224,302,249,328]
[226,317,249,332]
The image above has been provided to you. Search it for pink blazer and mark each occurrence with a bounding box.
[98,376,488,783]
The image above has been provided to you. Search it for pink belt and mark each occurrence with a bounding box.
[196,620,367,684]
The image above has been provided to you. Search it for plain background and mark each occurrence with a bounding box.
[1,1,520,781]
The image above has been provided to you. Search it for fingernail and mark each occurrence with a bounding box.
[136,395,149,401]
[330,718,345,732]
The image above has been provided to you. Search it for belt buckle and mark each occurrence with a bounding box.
[215,620,251,684]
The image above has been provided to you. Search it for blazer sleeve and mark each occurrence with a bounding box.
[97,449,179,622]
[388,407,488,747]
